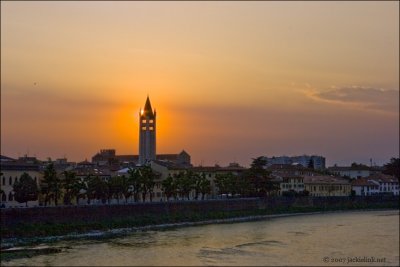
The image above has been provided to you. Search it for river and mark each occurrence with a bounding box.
[2,210,399,266]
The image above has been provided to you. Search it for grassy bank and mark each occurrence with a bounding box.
[2,200,398,240]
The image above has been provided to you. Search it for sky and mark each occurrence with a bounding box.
[1,1,399,167]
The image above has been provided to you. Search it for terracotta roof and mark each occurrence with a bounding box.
[151,160,188,170]
[351,178,379,186]
[303,175,350,185]
[366,174,399,183]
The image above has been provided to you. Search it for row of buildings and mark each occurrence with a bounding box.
[1,97,398,207]
[1,153,398,208]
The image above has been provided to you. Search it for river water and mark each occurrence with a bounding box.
[3,210,399,266]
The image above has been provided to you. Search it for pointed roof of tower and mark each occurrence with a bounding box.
[143,96,154,117]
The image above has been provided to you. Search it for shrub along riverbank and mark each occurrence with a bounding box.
[1,196,399,239]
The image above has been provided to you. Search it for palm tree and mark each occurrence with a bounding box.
[62,170,79,205]
[75,177,87,205]
[87,175,109,204]
[41,162,63,206]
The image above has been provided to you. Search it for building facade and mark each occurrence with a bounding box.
[1,156,42,208]
[328,166,371,179]
[351,178,380,196]
[303,175,351,197]
[263,155,326,170]
[139,96,156,165]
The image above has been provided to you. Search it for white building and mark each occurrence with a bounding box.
[328,166,370,179]
[369,174,399,196]
[263,155,326,170]
[1,156,42,208]
[351,178,380,196]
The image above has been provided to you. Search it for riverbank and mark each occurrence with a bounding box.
[1,196,398,243]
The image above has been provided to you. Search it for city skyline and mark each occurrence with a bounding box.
[1,1,399,167]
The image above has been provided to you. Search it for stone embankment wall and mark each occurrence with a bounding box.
[1,196,398,227]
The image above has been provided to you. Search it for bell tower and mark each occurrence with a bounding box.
[139,96,156,165]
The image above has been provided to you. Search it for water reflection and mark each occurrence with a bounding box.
[2,210,399,266]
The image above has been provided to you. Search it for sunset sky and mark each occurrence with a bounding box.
[1,1,399,167]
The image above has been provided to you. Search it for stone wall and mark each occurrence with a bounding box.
[1,196,398,227]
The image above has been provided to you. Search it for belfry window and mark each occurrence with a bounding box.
[149,127,154,131]
[142,120,146,123]
[142,126,146,130]
[149,120,153,123]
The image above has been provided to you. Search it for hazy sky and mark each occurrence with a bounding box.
[1,1,399,167]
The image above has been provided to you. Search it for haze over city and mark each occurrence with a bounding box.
[1,1,399,167]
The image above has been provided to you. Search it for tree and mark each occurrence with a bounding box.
[383,158,400,179]
[176,171,195,200]
[62,170,79,205]
[74,178,87,205]
[87,176,109,204]
[41,162,63,206]
[140,166,156,202]
[13,172,38,207]
[244,157,279,197]
[197,173,211,200]
[128,168,141,202]
[120,175,133,203]
[235,173,252,197]
[162,174,177,201]
[108,176,123,204]
[215,172,235,196]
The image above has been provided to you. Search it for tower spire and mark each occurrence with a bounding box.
[143,96,154,117]
[139,96,156,165]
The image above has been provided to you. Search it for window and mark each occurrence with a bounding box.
[156,192,161,198]
[15,177,18,183]
[34,177,37,183]
[141,126,146,130]
[142,119,146,123]
[1,193,5,202]
[8,192,13,201]
[149,127,154,131]
[9,176,12,185]
[149,120,153,123]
